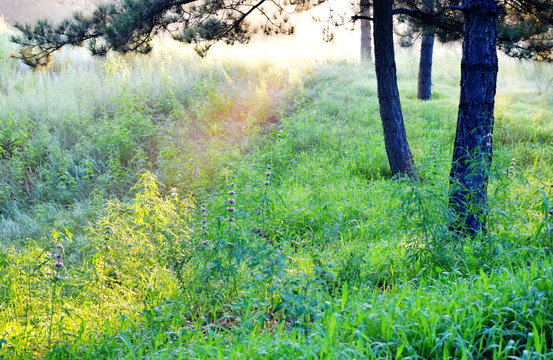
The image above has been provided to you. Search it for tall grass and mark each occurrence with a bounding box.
[0,21,312,245]
[0,19,309,357]
[1,17,553,359]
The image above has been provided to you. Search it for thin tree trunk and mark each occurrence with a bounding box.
[360,2,372,62]
[373,0,415,176]
[449,0,498,237]
[417,0,435,100]
[417,32,434,100]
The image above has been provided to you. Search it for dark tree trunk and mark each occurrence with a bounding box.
[449,0,498,237]
[373,0,415,176]
[360,3,372,62]
[417,0,435,100]
[417,32,435,100]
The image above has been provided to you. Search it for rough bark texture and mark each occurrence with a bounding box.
[449,0,498,236]
[373,0,415,176]
[360,4,373,62]
[417,0,435,100]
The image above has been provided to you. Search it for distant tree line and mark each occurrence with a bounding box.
[10,0,553,238]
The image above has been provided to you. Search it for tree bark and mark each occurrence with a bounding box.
[449,0,498,237]
[360,2,372,62]
[417,0,435,100]
[373,0,415,176]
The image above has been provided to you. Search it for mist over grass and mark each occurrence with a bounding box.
[1,18,553,359]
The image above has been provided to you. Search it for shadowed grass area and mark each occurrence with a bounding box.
[1,18,553,359]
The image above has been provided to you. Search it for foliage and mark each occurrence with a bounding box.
[10,0,319,67]
[395,0,553,62]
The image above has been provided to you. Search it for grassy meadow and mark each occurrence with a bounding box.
[1,16,553,359]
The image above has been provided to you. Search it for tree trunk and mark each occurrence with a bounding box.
[373,0,415,176]
[449,0,498,237]
[417,32,435,100]
[417,0,435,101]
[360,2,372,62]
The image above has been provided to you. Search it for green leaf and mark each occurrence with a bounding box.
[341,281,348,310]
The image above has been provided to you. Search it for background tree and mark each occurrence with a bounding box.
[326,0,416,175]
[396,0,553,100]
[360,0,372,61]
[394,0,461,100]
[372,0,415,176]
[416,0,434,100]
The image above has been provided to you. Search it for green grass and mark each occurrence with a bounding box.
[1,19,553,359]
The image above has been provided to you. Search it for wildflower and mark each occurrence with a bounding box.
[55,254,63,259]
[56,244,63,249]
[204,231,209,236]
[545,246,550,250]
[264,181,270,185]
[54,262,63,268]
[202,240,210,245]
[228,190,236,195]
[486,142,492,147]
[226,206,235,212]
[227,217,235,222]
[487,132,493,137]
[201,207,207,212]
[201,213,208,217]
[227,198,235,204]
[266,171,273,177]
[202,225,208,230]
[227,242,235,247]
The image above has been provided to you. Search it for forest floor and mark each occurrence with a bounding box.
[1,18,553,359]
